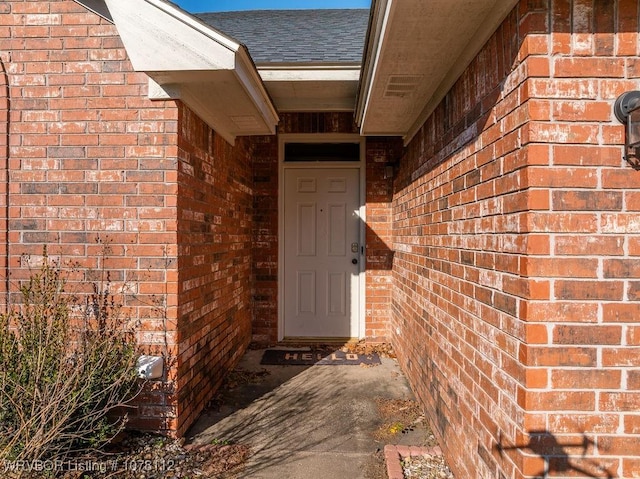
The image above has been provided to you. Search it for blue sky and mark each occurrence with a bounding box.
[174,0,370,13]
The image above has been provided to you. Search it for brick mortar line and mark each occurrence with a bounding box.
[384,444,443,479]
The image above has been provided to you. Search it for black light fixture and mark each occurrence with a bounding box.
[614,90,640,169]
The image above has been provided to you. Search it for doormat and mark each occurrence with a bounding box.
[260,349,381,366]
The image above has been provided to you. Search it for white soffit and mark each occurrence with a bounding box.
[258,64,361,111]
[103,0,279,143]
[356,0,519,143]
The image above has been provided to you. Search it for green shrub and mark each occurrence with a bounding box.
[0,254,141,469]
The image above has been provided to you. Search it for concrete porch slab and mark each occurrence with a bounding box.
[186,348,424,478]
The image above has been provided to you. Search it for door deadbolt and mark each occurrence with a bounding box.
[352,258,358,265]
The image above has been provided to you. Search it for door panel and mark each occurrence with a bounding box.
[327,272,346,316]
[328,204,347,256]
[297,204,316,256]
[297,271,316,314]
[284,168,360,338]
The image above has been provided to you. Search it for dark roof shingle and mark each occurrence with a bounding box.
[196,9,369,64]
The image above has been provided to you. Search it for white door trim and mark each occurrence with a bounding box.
[278,133,366,341]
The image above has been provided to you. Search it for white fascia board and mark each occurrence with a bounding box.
[259,66,361,82]
[355,0,393,128]
[235,48,279,134]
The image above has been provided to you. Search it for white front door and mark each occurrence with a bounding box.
[283,168,361,338]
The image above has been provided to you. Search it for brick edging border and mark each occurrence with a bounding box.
[384,444,443,479]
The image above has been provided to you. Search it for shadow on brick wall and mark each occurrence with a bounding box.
[495,431,614,478]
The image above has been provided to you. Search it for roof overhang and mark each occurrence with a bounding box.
[258,64,361,112]
[74,0,112,21]
[356,0,519,144]
[102,0,279,144]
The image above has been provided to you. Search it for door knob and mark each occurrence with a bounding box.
[352,258,358,265]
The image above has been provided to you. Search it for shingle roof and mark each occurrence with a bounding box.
[196,9,370,64]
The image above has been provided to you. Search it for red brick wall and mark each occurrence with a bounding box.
[0,0,260,437]
[251,134,278,343]
[391,1,640,478]
[175,105,254,436]
[365,137,402,340]
[0,1,374,438]
[0,0,182,433]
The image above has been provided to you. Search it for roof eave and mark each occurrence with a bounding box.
[73,0,112,22]
[103,0,279,143]
[355,0,389,128]
[257,64,362,112]
[356,0,519,144]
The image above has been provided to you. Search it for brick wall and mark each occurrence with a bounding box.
[0,0,376,438]
[252,134,278,343]
[365,137,402,340]
[390,1,640,478]
[0,0,182,433]
[175,105,254,436]
[0,0,260,437]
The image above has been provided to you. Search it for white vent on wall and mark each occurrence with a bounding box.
[384,75,423,98]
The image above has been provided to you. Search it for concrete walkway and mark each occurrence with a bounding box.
[186,348,423,479]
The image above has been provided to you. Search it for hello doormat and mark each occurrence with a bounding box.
[260,349,381,366]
